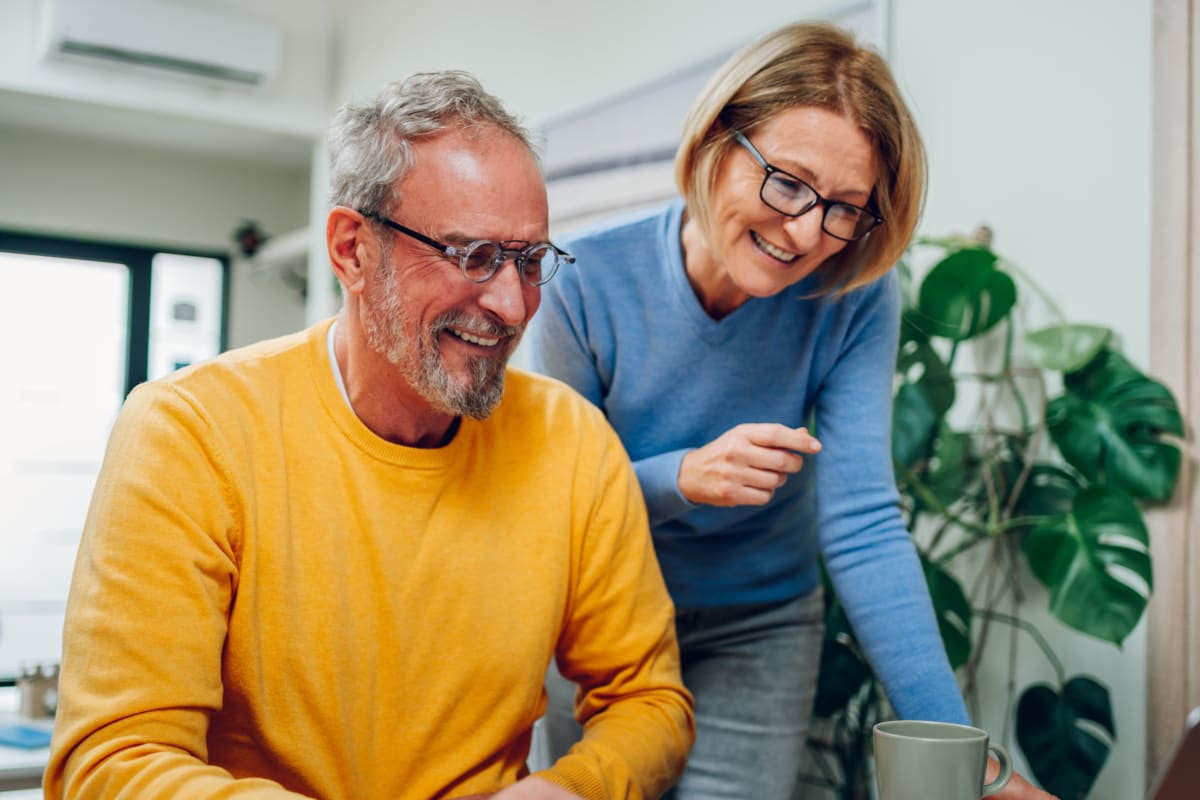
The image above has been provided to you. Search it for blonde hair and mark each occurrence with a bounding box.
[675,21,926,293]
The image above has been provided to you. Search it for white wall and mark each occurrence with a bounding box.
[0,0,332,142]
[890,3,1152,798]
[893,0,1151,362]
[0,124,310,347]
[334,2,1152,798]
[335,0,844,125]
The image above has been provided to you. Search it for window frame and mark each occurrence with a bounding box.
[0,229,230,395]
[0,229,230,684]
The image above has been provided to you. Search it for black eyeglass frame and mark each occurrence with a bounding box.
[732,131,884,242]
[359,209,575,286]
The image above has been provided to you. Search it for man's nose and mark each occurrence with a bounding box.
[477,257,531,326]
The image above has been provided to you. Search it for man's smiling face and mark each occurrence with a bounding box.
[360,124,548,419]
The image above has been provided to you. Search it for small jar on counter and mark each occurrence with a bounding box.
[17,661,59,719]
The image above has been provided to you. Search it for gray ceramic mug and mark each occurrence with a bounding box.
[874,720,1012,800]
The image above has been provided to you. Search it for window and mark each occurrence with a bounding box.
[0,231,228,681]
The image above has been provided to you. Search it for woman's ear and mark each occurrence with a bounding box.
[327,206,375,296]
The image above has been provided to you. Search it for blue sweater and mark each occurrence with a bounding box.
[526,200,968,724]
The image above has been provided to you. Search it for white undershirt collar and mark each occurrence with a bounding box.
[327,320,353,411]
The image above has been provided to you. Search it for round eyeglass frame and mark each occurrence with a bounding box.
[359,210,575,286]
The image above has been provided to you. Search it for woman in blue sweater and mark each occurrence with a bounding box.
[527,21,1053,800]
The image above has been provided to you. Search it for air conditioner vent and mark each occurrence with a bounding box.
[41,0,282,88]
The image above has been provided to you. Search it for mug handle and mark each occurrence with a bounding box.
[984,743,1012,796]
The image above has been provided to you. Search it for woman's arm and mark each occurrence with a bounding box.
[813,271,970,724]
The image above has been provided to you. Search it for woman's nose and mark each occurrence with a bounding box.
[781,206,826,250]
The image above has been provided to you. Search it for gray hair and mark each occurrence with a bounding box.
[327,70,537,214]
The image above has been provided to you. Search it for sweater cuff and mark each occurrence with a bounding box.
[536,765,608,800]
[634,449,695,526]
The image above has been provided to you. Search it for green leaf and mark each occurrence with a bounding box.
[914,247,1017,341]
[893,312,956,472]
[897,310,956,415]
[923,424,970,507]
[921,555,972,669]
[1016,676,1115,800]
[1010,464,1084,536]
[892,382,939,469]
[813,589,871,718]
[1024,487,1151,645]
[913,234,981,251]
[1047,348,1184,501]
[1025,324,1112,373]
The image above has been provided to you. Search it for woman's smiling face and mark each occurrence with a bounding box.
[687,105,879,316]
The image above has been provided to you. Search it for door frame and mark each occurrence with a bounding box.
[1148,0,1200,783]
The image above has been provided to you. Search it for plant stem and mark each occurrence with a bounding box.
[933,511,1059,565]
[949,366,1046,380]
[1003,604,1018,747]
[904,472,991,538]
[992,515,1054,533]
[975,608,1066,684]
[998,256,1068,321]
[1002,427,1044,522]
[934,530,999,564]
[1002,310,1015,374]
[1002,316,1034,435]
[926,507,960,554]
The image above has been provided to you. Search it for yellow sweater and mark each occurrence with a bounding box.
[46,319,693,799]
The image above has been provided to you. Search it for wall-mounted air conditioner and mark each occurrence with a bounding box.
[38,0,283,88]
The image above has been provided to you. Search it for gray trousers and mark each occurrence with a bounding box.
[532,589,825,800]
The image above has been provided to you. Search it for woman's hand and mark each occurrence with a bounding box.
[484,776,586,799]
[986,761,1059,800]
[678,423,821,506]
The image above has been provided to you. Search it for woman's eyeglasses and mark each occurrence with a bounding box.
[732,131,883,242]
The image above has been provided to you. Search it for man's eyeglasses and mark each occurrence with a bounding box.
[360,210,575,286]
[732,131,884,242]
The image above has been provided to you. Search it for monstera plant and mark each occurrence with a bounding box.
[801,233,1184,800]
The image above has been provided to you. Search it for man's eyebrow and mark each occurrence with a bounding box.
[438,230,477,246]
[440,229,543,246]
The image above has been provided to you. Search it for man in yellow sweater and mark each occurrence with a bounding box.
[44,71,694,800]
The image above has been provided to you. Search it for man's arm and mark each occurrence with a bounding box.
[455,776,585,799]
[44,383,310,799]
[535,423,695,799]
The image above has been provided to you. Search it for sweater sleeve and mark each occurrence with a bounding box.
[629,450,695,526]
[536,424,695,799]
[44,383,311,800]
[526,255,698,528]
[525,265,606,409]
[814,272,970,725]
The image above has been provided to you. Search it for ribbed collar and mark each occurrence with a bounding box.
[308,318,470,470]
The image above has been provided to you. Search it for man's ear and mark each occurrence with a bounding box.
[327,206,376,296]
